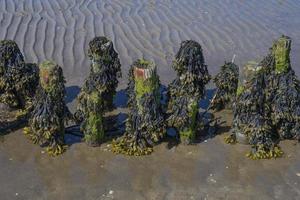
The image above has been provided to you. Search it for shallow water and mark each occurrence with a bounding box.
[1,0,300,199]
[0,0,299,87]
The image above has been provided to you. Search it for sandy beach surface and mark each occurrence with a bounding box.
[1,0,300,199]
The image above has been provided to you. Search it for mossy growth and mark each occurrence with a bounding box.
[179,99,198,144]
[39,60,58,93]
[24,60,68,156]
[81,91,105,146]
[272,35,291,74]
[236,86,244,97]
[133,59,160,104]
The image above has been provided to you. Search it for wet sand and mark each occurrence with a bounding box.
[1,111,300,199]
[1,0,300,199]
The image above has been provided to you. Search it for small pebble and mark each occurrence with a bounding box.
[15,193,18,196]
[296,173,300,177]
[109,190,114,195]
[9,158,13,161]
[170,146,176,153]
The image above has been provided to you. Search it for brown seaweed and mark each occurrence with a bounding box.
[211,62,239,111]
[0,40,39,109]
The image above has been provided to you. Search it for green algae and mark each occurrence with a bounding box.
[81,91,105,146]
[272,35,291,74]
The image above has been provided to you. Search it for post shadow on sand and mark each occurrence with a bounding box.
[64,112,128,146]
[65,85,81,104]
[64,87,128,146]
[0,118,27,136]
[0,104,27,136]
[113,89,128,108]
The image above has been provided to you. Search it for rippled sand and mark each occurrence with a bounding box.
[1,0,300,199]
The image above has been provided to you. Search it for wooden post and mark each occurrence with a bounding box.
[167,40,210,144]
[24,61,67,156]
[112,59,165,156]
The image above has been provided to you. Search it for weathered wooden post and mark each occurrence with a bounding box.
[24,61,68,156]
[75,37,121,146]
[167,40,210,144]
[112,59,165,156]
[227,36,297,159]
[267,35,299,141]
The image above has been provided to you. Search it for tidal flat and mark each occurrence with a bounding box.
[1,0,300,199]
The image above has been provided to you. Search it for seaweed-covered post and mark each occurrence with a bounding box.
[228,61,283,159]
[112,59,165,156]
[77,90,105,146]
[0,40,38,109]
[75,37,121,146]
[167,40,211,144]
[24,61,68,156]
[226,36,299,160]
[267,35,300,140]
[211,62,239,111]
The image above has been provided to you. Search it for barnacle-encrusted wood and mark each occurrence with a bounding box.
[24,61,68,156]
[75,37,121,145]
[211,62,239,111]
[167,40,210,144]
[266,35,300,141]
[0,40,38,109]
[112,59,165,156]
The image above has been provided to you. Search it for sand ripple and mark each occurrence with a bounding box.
[0,0,300,86]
